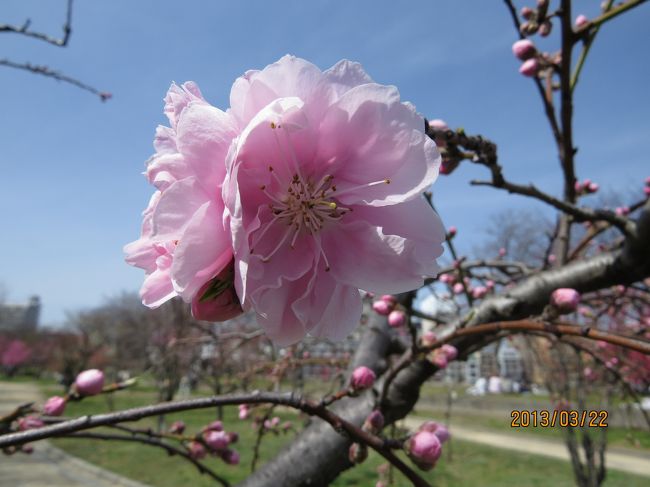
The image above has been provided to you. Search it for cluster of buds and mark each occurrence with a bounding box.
[427,344,459,369]
[186,420,240,465]
[550,288,581,314]
[519,1,553,37]
[405,421,451,471]
[372,295,407,328]
[575,179,599,196]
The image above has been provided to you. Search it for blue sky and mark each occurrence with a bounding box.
[1,0,648,326]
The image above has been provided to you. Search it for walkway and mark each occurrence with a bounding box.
[0,381,150,487]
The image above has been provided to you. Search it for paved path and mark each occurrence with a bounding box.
[405,417,650,478]
[0,381,150,487]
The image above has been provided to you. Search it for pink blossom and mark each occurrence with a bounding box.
[440,273,453,284]
[221,449,240,465]
[472,286,487,299]
[551,288,580,314]
[18,416,44,431]
[1,340,32,368]
[238,404,249,420]
[205,420,224,432]
[388,310,407,327]
[547,254,556,264]
[406,431,442,471]
[363,410,385,433]
[204,430,230,451]
[124,81,237,309]
[429,350,448,369]
[43,396,66,417]
[188,441,207,460]
[351,366,376,390]
[75,369,105,396]
[441,344,458,361]
[486,280,495,289]
[421,331,437,347]
[169,421,185,434]
[575,14,589,28]
[222,56,444,345]
[498,247,506,257]
[372,299,393,316]
[452,283,464,294]
[512,39,537,60]
[349,443,368,464]
[519,58,539,77]
[521,6,534,19]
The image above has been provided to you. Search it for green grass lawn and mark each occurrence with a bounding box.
[36,382,648,487]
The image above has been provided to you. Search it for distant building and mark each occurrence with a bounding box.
[0,296,41,333]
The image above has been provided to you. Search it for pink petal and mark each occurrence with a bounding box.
[164,81,205,129]
[318,83,440,206]
[141,268,177,307]
[323,218,437,294]
[171,200,232,301]
[321,59,373,99]
[151,177,211,241]
[176,103,237,195]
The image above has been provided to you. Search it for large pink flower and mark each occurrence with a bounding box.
[125,82,237,308]
[223,55,444,345]
[126,56,444,344]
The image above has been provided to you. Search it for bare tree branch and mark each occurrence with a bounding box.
[0,0,73,47]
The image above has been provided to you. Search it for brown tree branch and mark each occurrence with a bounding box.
[0,0,73,47]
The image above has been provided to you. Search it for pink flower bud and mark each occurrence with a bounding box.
[221,448,240,465]
[43,396,66,416]
[406,431,442,471]
[281,421,293,431]
[447,226,457,238]
[420,331,437,347]
[519,58,539,77]
[388,310,407,328]
[575,181,584,193]
[188,441,207,460]
[441,344,458,361]
[351,366,376,390]
[206,420,224,431]
[99,92,112,102]
[645,176,650,185]
[192,279,243,322]
[419,421,451,444]
[429,350,448,369]
[349,442,368,464]
[363,410,385,433]
[381,294,397,305]
[452,283,464,294]
[271,416,280,427]
[539,20,552,36]
[429,118,449,132]
[551,288,580,313]
[263,419,273,430]
[238,404,249,420]
[644,186,650,196]
[471,286,488,299]
[21,444,34,454]
[204,430,230,451]
[575,14,589,28]
[615,206,630,216]
[168,420,185,434]
[440,273,453,284]
[372,299,393,316]
[521,6,534,19]
[499,247,506,257]
[486,280,495,289]
[75,369,105,396]
[227,431,239,444]
[512,39,537,60]
[587,182,599,193]
[18,415,44,431]
[583,367,595,380]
